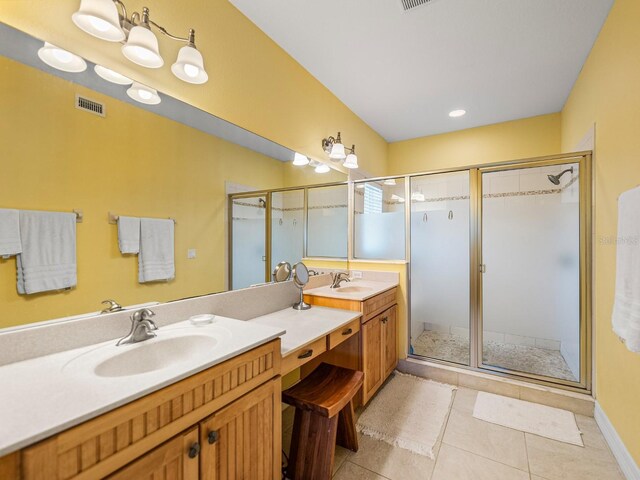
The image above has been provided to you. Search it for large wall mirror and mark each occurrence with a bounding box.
[0,23,347,329]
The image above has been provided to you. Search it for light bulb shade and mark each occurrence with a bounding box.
[122,25,164,68]
[94,65,133,85]
[171,45,208,84]
[343,153,358,169]
[329,142,346,160]
[127,82,161,105]
[292,152,310,166]
[37,42,87,73]
[315,163,330,174]
[72,0,125,42]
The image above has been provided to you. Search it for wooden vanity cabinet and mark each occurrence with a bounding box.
[303,288,398,405]
[1,340,282,480]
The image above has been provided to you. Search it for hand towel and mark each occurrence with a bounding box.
[16,210,77,294]
[118,216,141,254]
[612,186,640,352]
[138,218,175,283]
[0,209,22,257]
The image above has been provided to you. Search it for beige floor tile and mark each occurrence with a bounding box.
[432,444,529,480]
[333,461,390,479]
[442,408,528,471]
[526,432,624,480]
[575,414,610,449]
[399,361,459,385]
[451,388,478,414]
[334,445,351,476]
[349,433,437,480]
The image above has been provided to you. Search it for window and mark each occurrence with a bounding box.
[364,183,383,214]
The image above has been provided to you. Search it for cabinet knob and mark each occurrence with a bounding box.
[298,349,313,359]
[188,442,201,459]
[381,316,388,324]
[342,328,353,336]
[208,430,219,444]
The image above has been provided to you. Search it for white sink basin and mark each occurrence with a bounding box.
[63,325,232,378]
[336,286,374,293]
[94,335,219,377]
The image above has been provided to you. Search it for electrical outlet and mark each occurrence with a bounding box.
[187,249,197,259]
[352,270,363,279]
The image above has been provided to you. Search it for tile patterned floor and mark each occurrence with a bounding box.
[282,385,624,480]
[412,330,577,382]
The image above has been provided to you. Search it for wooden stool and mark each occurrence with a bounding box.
[283,363,364,480]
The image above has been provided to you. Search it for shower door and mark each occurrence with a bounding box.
[409,171,472,365]
[478,160,586,386]
[230,194,269,289]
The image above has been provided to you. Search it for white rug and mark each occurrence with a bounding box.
[473,392,584,446]
[356,372,455,458]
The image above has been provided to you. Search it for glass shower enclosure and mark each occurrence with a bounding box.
[409,153,591,390]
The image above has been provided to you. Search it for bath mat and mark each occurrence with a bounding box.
[473,392,584,446]
[356,372,455,458]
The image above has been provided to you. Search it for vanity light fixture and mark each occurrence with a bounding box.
[383,178,397,186]
[94,64,133,84]
[449,109,466,118]
[292,152,310,166]
[72,1,208,84]
[322,132,359,168]
[37,42,87,72]
[391,194,405,203]
[126,82,161,105]
[411,192,426,202]
[314,163,331,174]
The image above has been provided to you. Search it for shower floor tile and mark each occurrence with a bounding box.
[412,330,577,382]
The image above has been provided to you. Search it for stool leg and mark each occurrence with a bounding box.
[336,400,359,452]
[287,408,338,480]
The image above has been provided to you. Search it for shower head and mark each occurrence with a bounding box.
[547,167,574,185]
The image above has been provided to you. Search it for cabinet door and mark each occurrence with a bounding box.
[362,314,384,405]
[200,378,281,480]
[106,427,199,480]
[382,305,398,378]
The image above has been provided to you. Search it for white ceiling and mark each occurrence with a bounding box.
[229,0,613,142]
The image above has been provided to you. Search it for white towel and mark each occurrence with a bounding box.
[16,210,77,294]
[612,186,640,352]
[138,218,175,283]
[118,216,140,254]
[0,209,22,257]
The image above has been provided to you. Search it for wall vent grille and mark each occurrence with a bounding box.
[400,0,434,12]
[75,94,105,117]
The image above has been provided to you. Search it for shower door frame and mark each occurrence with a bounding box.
[406,151,592,393]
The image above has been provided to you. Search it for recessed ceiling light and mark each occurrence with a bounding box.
[449,109,466,118]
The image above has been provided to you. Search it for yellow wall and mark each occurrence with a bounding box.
[561,0,640,464]
[0,56,289,328]
[0,0,388,176]
[388,113,561,174]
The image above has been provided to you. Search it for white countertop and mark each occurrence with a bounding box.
[249,306,362,355]
[0,317,284,456]
[304,280,398,302]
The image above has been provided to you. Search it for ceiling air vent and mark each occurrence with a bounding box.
[75,94,105,117]
[400,0,434,12]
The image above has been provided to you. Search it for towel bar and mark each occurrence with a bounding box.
[108,212,177,225]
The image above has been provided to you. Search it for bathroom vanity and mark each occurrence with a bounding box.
[303,281,398,405]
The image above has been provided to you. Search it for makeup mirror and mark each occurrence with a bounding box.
[272,261,292,283]
[291,262,311,310]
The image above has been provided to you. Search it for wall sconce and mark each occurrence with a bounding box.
[71,0,208,84]
[321,132,359,169]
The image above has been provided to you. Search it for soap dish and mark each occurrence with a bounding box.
[189,314,216,325]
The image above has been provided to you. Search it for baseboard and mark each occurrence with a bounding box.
[594,401,640,480]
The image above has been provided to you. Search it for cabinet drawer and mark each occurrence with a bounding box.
[282,337,327,375]
[362,287,397,321]
[328,319,360,350]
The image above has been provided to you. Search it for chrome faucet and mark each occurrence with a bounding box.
[101,299,123,314]
[330,272,351,289]
[116,308,158,346]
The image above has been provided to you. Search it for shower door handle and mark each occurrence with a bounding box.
[479,264,486,273]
